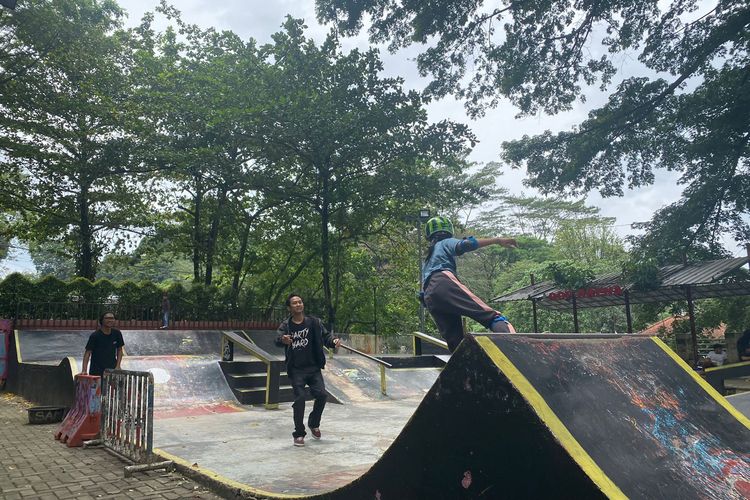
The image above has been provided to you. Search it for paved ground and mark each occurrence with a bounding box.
[153,396,424,496]
[0,392,222,500]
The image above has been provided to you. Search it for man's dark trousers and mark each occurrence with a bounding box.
[291,366,327,438]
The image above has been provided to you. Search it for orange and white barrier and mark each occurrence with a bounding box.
[54,374,101,447]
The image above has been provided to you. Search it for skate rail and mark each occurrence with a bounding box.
[412,331,448,354]
[337,343,392,395]
[221,330,285,409]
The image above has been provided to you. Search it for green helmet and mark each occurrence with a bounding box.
[425,216,454,239]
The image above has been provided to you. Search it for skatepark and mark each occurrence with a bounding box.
[5,327,750,499]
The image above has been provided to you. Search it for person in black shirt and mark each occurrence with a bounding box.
[275,294,340,447]
[82,312,124,377]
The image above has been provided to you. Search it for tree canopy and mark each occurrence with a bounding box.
[2,0,746,339]
[317,0,750,260]
[0,0,151,279]
[248,17,476,328]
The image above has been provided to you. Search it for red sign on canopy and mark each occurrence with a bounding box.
[548,286,624,301]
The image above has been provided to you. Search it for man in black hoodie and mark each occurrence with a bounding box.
[275,294,340,447]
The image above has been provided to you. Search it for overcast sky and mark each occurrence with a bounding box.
[2,1,744,276]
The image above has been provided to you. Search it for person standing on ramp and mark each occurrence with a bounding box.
[422,216,517,353]
[275,294,341,447]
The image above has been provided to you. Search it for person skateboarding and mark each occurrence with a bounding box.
[421,216,517,353]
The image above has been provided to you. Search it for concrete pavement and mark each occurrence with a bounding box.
[153,396,424,496]
[0,392,222,500]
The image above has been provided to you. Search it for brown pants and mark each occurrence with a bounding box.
[424,271,508,352]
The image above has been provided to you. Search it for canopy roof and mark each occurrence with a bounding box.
[491,257,750,312]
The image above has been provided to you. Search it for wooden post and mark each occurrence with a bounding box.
[530,274,539,333]
[572,293,580,333]
[685,285,699,367]
[624,289,633,334]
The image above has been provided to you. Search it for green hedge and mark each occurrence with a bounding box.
[0,273,281,321]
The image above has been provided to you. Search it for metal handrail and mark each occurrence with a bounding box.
[221,330,275,365]
[220,331,283,409]
[338,343,392,368]
[412,331,449,351]
[336,342,392,395]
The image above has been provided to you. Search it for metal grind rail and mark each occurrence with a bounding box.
[412,331,449,352]
[221,330,285,409]
[337,342,393,395]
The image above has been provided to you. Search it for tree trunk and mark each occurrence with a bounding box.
[204,186,228,286]
[77,186,95,280]
[231,219,251,311]
[192,179,203,282]
[320,173,335,331]
[264,251,317,317]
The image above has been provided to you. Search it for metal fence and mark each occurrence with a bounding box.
[89,369,172,476]
[12,301,286,324]
[14,302,159,322]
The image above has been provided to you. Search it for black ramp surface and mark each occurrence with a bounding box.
[17,330,90,362]
[487,334,750,499]
[284,334,606,499]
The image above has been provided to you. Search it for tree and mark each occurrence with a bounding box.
[317,0,750,259]
[96,235,193,284]
[468,197,636,333]
[28,240,76,279]
[0,0,151,279]
[0,0,89,88]
[127,7,272,286]
[475,195,605,241]
[250,18,475,329]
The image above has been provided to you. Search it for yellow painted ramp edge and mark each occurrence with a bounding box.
[705,360,750,373]
[155,448,304,499]
[14,330,22,363]
[650,337,750,430]
[475,336,626,500]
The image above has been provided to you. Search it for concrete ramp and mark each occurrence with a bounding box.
[240,329,440,403]
[728,391,750,419]
[122,355,242,419]
[16,330,240,418]
[17,329,225,362]
[17,330,91,362]
[165,333,750,499]
[324,354,439,403]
